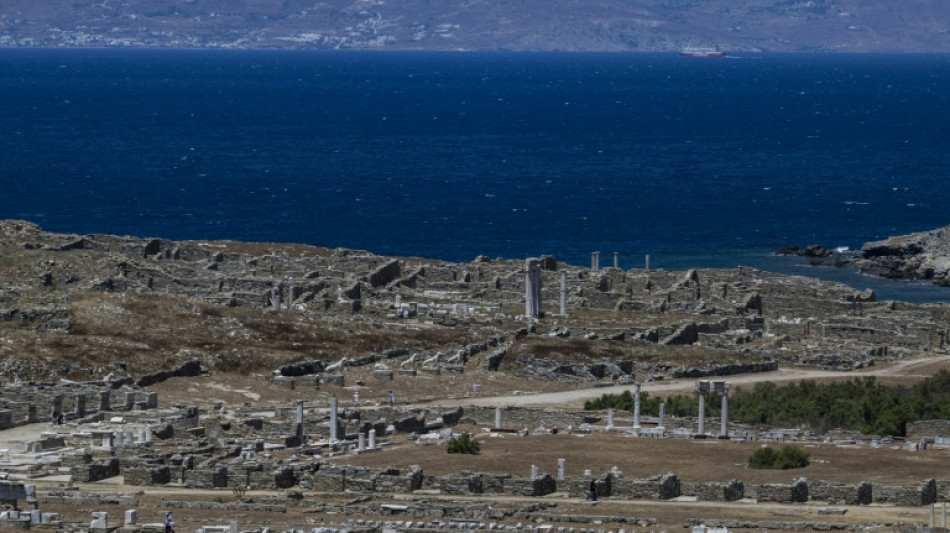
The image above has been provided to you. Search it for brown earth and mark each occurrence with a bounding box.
[330,429,949,485]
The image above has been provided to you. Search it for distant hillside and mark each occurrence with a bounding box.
[2,0,949,52]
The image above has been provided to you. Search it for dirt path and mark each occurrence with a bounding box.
[428,353,950,409]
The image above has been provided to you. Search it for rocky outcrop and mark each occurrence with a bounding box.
[854,225,950,285]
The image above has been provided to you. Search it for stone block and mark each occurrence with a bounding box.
[373,370,394,381]
[90,511,108,529]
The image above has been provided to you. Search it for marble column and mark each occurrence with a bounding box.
[525,258,542,318]
[329,397,339,442]
[559,270,567,316]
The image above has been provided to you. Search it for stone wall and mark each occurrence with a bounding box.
[681,479,744,502]
[305,465,423,494]
[872,479,936,506]
[751,478,808,503]
[119,457,949,508]
[808,480,872,505]
[907,420,950,440]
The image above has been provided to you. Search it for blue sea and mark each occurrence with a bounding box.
[4,49,950,302]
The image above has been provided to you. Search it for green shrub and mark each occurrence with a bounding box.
[446,433,481,454]
[774,445,811,469]
[748,445,809,470]
[747,446,778,469]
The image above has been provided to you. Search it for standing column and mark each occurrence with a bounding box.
[329,397,339,442]
[613,252,619,269]
[698,391,706,435]
[296,401,305,445]
[559,270,567,317]
[530,465,539,480]
[658,403,666,431]
[557,458,565,480]
[75,395,86,418]
[645,254,650,272]
[633,383,642,430]
[606,409,614,430]
[494,407,503,431]
[368,428,376,449]
[591,252,597,271]
[525,258,542,318]
[720,383,730,439]
[696,381,709,436]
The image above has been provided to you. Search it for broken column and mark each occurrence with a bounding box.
[329,397,339,442]
[557,458,565,480]
[27,404,37,423]
[530,465,539,480]
[525,258,542,318]
[559,270,567,316]
[368,428,376,449]
[271,282,283,312]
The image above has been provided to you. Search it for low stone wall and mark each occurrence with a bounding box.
[437,472,555,497]
[873,479,937,506]
[808,480,872,505]
[749,478,808,503]
[121,458,948,508]
[681,479,744,502]
[305,465,423,494]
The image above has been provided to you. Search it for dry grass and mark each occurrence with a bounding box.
[334,429,950,485]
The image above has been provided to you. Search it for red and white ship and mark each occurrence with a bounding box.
[679,46,727,58]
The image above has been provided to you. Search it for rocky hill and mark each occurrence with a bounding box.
[1,219,948,388]
[2,0,949,52]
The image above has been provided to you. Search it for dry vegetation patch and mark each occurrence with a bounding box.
[334,429,950,485]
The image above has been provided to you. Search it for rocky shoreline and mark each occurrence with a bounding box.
[779,224,950,287]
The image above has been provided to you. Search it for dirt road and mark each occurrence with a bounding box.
[429,353,950,409]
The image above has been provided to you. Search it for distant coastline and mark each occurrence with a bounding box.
[2,0,949,54]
